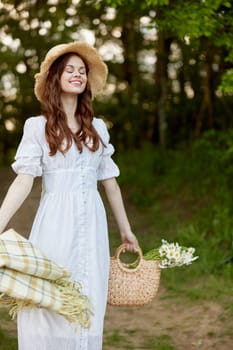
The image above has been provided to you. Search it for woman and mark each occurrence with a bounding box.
[0,42,138,350]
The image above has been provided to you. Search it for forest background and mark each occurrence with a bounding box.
[0,0,233,349]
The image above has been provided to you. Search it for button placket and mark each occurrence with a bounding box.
[78,157,88,350]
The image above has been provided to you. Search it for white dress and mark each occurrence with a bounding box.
[12,116,120,350]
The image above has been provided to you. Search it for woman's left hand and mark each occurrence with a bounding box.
[120,231,139,253]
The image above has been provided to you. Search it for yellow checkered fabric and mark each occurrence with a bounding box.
[0,229,70,280]
[0,266,63,310]
[0,229,91,328]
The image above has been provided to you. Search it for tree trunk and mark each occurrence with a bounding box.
[121,13,141,147]
[154,31,171,149]
[194,40,214,137]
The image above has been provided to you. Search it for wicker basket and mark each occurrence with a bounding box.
[107,244,161,306]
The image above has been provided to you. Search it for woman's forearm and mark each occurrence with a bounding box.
[101,178,131,236]
[102,177,138,252]
[0,174,34,233]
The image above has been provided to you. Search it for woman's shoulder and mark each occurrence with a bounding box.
[93,117,111,144]
[92,117,106,129]
[22,116,46,140]
[24,115,46,128]
[92,117,109,136]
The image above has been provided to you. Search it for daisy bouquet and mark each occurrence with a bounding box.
[143,239,198,268]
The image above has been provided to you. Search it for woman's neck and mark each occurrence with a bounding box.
[61,94,80,131]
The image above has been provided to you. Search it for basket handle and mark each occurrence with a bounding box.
[114,244,143,272]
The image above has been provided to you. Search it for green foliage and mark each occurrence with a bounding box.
[157,0,232,37]
[219,69,233,93]
[103,0,169,6]
[145,0,170,5]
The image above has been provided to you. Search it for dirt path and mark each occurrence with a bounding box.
[0,169,232,349]
[105,292,232,350]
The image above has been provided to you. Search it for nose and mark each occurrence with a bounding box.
[73,68,81,77]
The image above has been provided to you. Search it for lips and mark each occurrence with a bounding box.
[69,80,82,86]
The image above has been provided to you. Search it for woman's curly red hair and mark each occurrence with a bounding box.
[41,52,101,156]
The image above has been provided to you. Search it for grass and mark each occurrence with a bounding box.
[0,309,17,349]
[0,325,17,350]
[141,334,176,350]
[104,329,126,345]
[104,329,134,349]
[104,330,177,350]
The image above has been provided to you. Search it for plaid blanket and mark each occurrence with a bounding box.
[0,229,92,328]
[0,229,70,280]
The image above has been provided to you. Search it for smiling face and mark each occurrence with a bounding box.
[60,55,88,96]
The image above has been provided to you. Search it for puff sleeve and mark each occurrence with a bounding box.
[11,117,43,177]
[97,120,120,181]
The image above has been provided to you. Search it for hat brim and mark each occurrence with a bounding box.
[34,42,108,103]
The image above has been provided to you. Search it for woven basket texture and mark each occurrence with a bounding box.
[107,244,161,306]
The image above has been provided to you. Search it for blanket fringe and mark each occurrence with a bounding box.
[56,278,93,328]
[0,278,92,328]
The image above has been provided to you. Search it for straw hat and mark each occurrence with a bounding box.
[34,41,108,103]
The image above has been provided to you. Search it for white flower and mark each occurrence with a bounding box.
[159,259,169,268]
[159,246,167,256]
[169,243,176,251]
[166,250,175,259]
[156,239,198,268]
[174,250,181,261]
[188,247,195,255]
[145,239,198,269]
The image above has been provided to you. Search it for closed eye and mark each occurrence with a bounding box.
[79,67,86,75]
[65,65,87,75]
[65,67,74,73]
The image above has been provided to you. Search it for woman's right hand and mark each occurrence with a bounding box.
[120,230,139,253]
